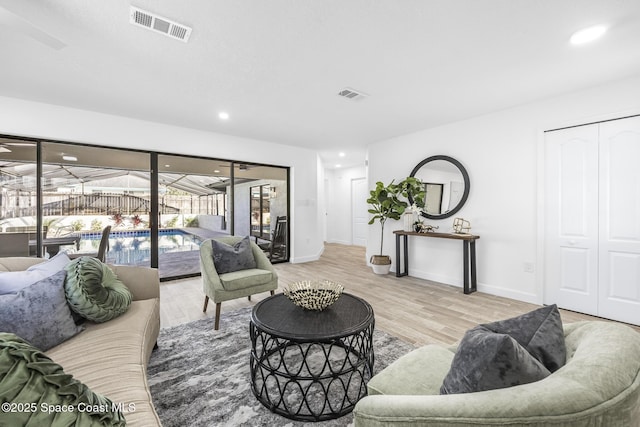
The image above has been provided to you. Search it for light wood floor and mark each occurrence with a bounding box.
[159,243,633,346]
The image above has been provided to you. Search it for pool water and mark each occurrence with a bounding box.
[76,228,202,265]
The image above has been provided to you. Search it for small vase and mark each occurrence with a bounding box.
[403,210,415,232]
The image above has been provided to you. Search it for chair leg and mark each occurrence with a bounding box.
[248,295,252,301]
[214,303,221,330]
[270,290,275,295]
[203,296,209,312]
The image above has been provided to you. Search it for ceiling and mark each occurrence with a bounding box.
[0,136,288,195]
[1,1,640,169]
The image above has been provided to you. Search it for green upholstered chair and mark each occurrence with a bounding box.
[200,236,278,330]
[354,321,640,426]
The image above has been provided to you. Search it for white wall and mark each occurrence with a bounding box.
[0,95,323,263]
[325,165,367,245]
[367,74,640,303]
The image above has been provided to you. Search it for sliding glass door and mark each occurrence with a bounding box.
[156,154,232,278]
[41,142,151,265]
[0,138,38,257]
[0,135,290,278]
[234,163,289,262]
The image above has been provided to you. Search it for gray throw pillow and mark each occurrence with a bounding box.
[0,270,83,351]
[440,325,551,394]
[211,236,257,274]
[482,304,566,372]
[0,251,71,295]
[440,305,566,395]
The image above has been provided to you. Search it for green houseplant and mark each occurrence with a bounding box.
[367,177,425,274]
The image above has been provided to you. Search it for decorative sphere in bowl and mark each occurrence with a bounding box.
[283,280,344,311]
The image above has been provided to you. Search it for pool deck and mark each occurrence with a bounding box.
[157,228,230,280]
[105,227,230,280]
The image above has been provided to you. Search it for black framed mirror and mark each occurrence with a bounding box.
[409,155,470,220]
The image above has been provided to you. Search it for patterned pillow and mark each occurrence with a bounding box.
[64,257,132,323]
[211,236,257,274]
[0,333,125,426]
[0,270,82,351]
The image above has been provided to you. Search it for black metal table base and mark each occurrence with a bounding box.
[250,321,374,421]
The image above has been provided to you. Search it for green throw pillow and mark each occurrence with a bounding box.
[0,333,126,426]
[64,257,132,323]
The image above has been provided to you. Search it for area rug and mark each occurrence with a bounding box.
[148,307,415,427]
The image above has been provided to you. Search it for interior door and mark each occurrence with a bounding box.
[597,117,640,325]
[544,124,599,315]
[351,177,367,247]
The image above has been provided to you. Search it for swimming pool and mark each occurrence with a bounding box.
[76,228,202,265]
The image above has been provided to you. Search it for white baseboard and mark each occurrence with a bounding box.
[326,238,351,245]
[477,283,539,305]
[397,267,539,305]
[290,244,324,264]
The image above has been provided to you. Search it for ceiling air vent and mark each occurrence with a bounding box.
[130,6,192,43]
[337,87,369,101]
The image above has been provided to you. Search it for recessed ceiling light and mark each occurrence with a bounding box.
[570,25,607,45]
[339,152,346,157]
[164,164,171,167]
[335,164,341,168]
[218,112,230,120]
[62,155,77,162]
[213,169,220,173]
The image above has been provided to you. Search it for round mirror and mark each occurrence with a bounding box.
[409,155,470,220]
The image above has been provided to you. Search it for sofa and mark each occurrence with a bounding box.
[353,321,640,426]
[0,256,162,426]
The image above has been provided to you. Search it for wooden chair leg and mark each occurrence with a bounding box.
[203,295,209,312]
[214,303,221,330]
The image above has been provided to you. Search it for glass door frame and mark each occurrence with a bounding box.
[1,134,290,277]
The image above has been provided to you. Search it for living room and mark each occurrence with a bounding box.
[1,1,640,426]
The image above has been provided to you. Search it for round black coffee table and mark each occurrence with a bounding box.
[249,292,375,421]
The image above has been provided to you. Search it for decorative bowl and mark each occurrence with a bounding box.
[283,280,344,311]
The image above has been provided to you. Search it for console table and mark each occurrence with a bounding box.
[394,230,480,294]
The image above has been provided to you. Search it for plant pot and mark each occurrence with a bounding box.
[370,255,392,275]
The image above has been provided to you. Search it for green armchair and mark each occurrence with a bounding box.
[200,236,278,330]
[354,321,640,426]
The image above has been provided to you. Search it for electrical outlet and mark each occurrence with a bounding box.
[523,262,535,273]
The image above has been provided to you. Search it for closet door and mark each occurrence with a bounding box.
[544,125,599,315]
[598,117,640,325]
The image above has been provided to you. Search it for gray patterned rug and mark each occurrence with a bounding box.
[148,307,415,427]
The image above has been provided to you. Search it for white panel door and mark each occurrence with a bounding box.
[351,177,368,247]
[597,117,640,325]
[544,125,599,315]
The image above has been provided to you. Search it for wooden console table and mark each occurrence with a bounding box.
[394,230,480,294]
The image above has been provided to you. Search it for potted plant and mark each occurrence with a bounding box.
[367,177,425,274]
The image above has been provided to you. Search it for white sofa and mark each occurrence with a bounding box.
[0,257,162,426]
